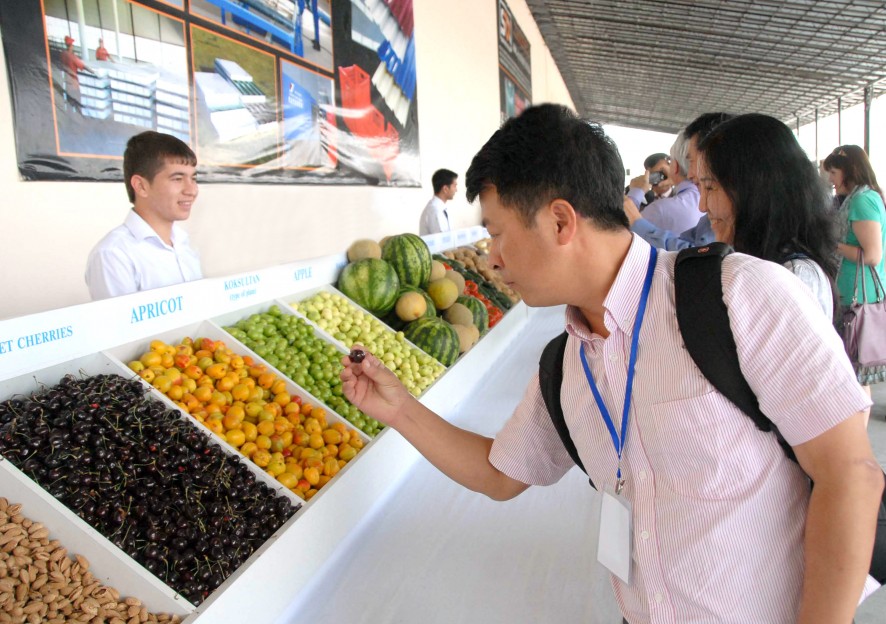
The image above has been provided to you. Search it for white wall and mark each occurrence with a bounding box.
[0,0,574,320]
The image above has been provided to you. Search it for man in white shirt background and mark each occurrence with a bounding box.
[419,168,458,235]
[85,131,203,300]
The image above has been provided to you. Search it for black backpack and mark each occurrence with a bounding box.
[538,242,886,584]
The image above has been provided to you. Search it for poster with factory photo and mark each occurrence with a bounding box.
[497,0,531,123]
[0,0,420,186]
[189,0,333,72]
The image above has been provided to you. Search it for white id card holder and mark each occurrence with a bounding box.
[597,488,632,584]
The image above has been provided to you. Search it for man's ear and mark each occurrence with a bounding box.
[548,199,578,244]
[130,174,150,198]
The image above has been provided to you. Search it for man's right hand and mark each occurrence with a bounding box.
[341,347,530,501]
[629,173,651,191]
[340,346,414,428]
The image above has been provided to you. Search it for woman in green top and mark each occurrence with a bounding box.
[824,145,886,425]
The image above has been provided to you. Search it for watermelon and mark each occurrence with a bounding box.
[382,233,432,288]
[383,286,436,330]
[404,317,460,367]
[457,295,489,334]
[337,258,400,315]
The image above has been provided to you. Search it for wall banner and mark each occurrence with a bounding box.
[497,0,530,123]
[0,0,419,186]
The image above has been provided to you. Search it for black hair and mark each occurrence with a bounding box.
[431,169,458,194]
[124,131,197,203]
[823,145,885,203]
[699,113,839,286]
[643,153,669,170]
[465,104,628,230]
[684,112,734,143]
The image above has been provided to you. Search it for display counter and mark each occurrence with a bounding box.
[6,230,879,624]
[0,226,540,624]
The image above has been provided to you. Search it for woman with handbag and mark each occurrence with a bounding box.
[695,113,838,320]
[823,145,886,426]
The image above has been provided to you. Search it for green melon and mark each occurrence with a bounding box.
[403,317,459,367]
[337,258,400,315]
[382,233,432,289]
[456,295,489,334]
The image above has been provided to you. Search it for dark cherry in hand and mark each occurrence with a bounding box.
[349,348,366,363]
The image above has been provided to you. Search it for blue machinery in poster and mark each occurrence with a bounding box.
[204,0,329,57]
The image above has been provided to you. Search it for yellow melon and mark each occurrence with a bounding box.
[395,291,428,322]
[426,278,459,310]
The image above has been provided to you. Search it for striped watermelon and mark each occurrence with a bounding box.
[456,295,489,334]
[337,258,400,315]
[404,317,459,367]
[382,234,432,288]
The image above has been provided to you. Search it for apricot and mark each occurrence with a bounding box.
[140,351,162,367]
[205,363,228,380]
[241,421,258,442]
[225,429,246,447]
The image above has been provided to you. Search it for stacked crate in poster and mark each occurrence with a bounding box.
[156,75,190,144]
[79,70,112,120]
[214,58,275,127]
[107,64,158,130]
[194,71,258,142]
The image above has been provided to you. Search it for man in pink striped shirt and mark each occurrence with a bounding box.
[341,104,883,623]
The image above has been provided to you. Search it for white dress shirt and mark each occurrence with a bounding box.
[85,210,203,300]
[419,196,450,235]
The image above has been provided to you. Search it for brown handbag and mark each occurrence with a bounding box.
[841,248,886,367]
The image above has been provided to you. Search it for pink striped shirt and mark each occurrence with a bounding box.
[489,235,871,624]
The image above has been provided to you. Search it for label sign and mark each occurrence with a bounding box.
[224,274,261,303]
[130,295,185,324]
[0,325,74,355]
[294,266,315,282]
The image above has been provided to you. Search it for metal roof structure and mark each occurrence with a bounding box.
[525,0,886,133]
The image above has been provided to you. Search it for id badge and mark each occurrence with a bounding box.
[597,488,632,584]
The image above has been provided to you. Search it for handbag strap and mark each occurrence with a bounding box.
[853,248,886,304]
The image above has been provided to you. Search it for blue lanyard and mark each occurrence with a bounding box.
[579,247,657,493]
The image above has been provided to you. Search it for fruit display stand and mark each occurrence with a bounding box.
[0,226,535,623]
[0,354,194,620]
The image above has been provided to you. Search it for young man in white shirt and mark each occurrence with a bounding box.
[85,131,202,300]
[419,169,458,235]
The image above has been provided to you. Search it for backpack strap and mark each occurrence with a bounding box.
[539,331,595,488]
[674,243,796,462]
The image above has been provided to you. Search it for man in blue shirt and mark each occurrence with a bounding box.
[626,134,701,235]
[624,112,733,250]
